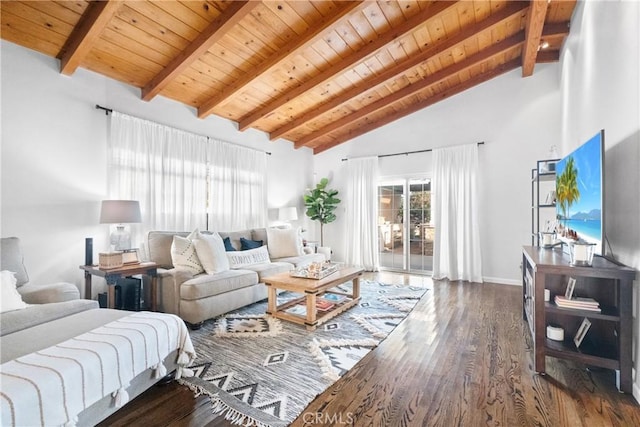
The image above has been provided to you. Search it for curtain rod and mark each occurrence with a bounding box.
[94,104,272,156]
[341,141,484,161]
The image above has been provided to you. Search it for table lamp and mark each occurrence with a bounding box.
[100,200,142,250]
[278,206,298,224]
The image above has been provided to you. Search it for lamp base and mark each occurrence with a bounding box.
[110,225,131,251]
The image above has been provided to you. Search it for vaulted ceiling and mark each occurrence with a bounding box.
[1,0,576,154]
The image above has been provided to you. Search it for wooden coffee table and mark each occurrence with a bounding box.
[263,266,364,330]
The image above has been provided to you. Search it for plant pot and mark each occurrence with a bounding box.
[317,246,331,261]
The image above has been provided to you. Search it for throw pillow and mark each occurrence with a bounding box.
[170,229,204,275]
[266,227,304,259]
[223,237,236,252]
[193,232,230,274]
[227,246,271,269]
[1,270,28,313]
[240,237,263,250]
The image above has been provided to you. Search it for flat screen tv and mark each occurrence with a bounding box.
[555,130,605,256]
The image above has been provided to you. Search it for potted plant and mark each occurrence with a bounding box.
[303,178,341,258]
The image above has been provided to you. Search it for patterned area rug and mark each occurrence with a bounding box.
[179,279,427,427]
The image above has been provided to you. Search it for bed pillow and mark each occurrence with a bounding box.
[193,232,230,274]
[1,270,28,313]
[227,246,271,269]
[240,237,263,250]
[266,227,304,259]
[170,229,204,275]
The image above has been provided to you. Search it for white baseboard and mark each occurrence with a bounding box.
[483,276,521,286]
[633,369,640,404]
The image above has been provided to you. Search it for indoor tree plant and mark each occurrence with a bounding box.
[303,177,341,248]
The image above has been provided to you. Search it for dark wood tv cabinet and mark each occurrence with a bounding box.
[521,246,636,393]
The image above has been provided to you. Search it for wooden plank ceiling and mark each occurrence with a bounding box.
[1,0,576,154]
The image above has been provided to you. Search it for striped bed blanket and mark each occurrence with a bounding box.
[1,311,195,427]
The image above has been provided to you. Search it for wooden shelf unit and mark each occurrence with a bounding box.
[521,246,636,393]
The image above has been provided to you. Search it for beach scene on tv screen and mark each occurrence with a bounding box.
[555,132,603,254]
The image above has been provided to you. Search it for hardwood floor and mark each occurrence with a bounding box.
[101,272,640,426]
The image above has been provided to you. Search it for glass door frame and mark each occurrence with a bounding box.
[378,174,433,274]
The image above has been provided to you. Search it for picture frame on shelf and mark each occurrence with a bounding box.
[544,219,558,233]
[544,190,556,205]
[565,277,576,299]
[573,317,592,348]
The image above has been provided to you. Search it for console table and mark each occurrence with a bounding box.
[522,246,636,393]
[80,262,159,311]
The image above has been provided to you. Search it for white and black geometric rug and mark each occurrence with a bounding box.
[179,279,427,427]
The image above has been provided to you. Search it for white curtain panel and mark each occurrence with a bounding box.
[108,112,209,236]
[345,156,380,271]
[432,143,483,283]
[208,140,267,231]
[108,112,268,236]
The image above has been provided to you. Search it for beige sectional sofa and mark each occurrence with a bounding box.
[147,227,325,327]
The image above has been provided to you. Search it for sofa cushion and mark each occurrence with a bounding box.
[242,261,292,282]
[0,237,30,287]
[227,246,271,269]
[171,230,204,275]
[1,270,28,313]
[266,227,304,259]
[148,231,189,268]
[218,230,252,251]
[240,237,263,250]
[179,269,258,300]
[251,228,268,245]
[193,232,229,274]
[18,282,80,304]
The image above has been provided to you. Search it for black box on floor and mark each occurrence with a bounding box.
[117,277,141,311]
[98,292,107,308]
[97,278,141,311]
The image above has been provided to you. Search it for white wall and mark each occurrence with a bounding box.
[559,0,640,401]
[314,63,562,284]
[1,40,313,296]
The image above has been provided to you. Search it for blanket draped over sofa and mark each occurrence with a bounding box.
[0,311,195,427]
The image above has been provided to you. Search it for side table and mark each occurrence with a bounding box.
[79,262,159,311]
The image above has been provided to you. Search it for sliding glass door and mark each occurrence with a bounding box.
[378,178,433,273]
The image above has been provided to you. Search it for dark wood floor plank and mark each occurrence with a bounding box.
[100,273,640,426]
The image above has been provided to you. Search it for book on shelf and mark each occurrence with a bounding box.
[554,295,601,312]
[321,293,346,303]
[285,304,306,316]
[315,299,335,311]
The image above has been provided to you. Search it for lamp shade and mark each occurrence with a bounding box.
[100,200,142,224]
[278,206,298,222]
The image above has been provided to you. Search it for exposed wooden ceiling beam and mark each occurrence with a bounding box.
[536,50,560,63]
[522,0,549,77]
[237,0,460,131]
[296,31,526,149]
[313,58,522,154]
[142,1,259,102]
[58,0,122,75]
[542,21,570,38]
[197,1,363,119]
[270,1,529,142]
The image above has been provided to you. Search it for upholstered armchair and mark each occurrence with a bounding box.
[0,237,80,303]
